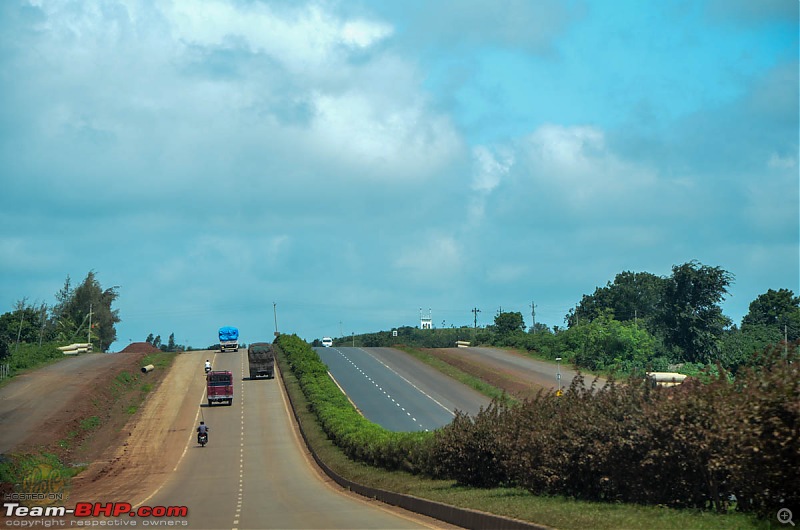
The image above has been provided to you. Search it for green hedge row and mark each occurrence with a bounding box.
[430,344,798,516]
[275,334,432,473]
[275,334,798,517]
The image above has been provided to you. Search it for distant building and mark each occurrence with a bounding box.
[420,308,432,330]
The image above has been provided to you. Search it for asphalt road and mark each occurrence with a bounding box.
[138,350,436,529]
[315,346,491,431]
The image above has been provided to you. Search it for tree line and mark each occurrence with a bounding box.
[0,271,120,359]
[337,261,799,376]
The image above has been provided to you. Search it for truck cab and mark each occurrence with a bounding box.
[219,326,239,353]
[207,370,234,406]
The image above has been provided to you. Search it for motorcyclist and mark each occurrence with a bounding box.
[197,421,209,443]
[204,359,211,372]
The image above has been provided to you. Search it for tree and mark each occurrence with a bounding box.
[494,311,525,335]
[57,271,121,352]
[561,310,656,372]
[166,333,176,352]
[146,333,154,345]
[658,261,733,364]
[566,271,665,329]
[742,289,800,342]
[0,301,49,359]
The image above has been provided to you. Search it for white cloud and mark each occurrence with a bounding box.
[165,1,392,75]
[767,152,797,170]
[342,19,393,48]
[519,123,659,208]
[309,91,461,179]
[471,146,514,193]
[393,235,462,281]
[468,145,514,223]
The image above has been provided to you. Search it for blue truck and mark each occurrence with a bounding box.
[218,326,239,353]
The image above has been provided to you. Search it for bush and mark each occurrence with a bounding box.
[428,343,798,516]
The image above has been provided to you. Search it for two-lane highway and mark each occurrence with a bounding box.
[315,346,491,431]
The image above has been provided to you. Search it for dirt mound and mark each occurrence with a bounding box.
[119,341,161,354]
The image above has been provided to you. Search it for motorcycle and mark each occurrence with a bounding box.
[198,432,208,447]
[204,365,211,374]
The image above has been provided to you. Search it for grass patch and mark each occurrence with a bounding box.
[142,352,174,370]
[276,351,767,530]
[79,416,100,431]
[126,405,137,415]
[0,452,81,497]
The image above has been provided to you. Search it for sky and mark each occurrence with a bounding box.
[1,0,798,351]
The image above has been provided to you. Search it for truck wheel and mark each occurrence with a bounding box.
[207,399,212,407]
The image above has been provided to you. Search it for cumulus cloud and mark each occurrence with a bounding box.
[518,124,658,209]
[468,145,514,222]
[309,90,461,179]
[393,235,462,282]
[6,0,459,200]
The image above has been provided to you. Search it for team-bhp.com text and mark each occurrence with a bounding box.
[4,502,188,527]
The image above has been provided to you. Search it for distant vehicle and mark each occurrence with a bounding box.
[247,342,275,379]
[207,370,234,406]
[219,326,239,353]
[321,337,333,347]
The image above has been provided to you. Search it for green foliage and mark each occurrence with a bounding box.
[658,261,733,364]
[494,311,525,335]
[742,288,800,341]
[52,271,120,352]
[564,311,656,373]
[2,341,63,375]
[0,301,50,359]
[567,271,665,328]
[79,416,101,431]
[431,343,799,516]
[275,333,433,474]
[718,324,782,374]
[0,452,81,495]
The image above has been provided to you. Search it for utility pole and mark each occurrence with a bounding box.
[472,307,481,329]
[273,302,279,337]
[88,303,92,347]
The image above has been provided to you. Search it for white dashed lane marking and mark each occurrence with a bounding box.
[330,348,430,431]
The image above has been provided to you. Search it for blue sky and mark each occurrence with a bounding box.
[1,0,797,350]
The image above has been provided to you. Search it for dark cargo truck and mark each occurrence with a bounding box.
[247,342,275,379]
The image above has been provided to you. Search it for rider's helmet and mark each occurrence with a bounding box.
[200,421,204,425]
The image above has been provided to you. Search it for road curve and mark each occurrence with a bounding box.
[84,350,441,529]
[315,346,491,431]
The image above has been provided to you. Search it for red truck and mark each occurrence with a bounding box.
[206,370,234,406]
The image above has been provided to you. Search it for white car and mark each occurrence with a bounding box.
[321,337,333,347]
